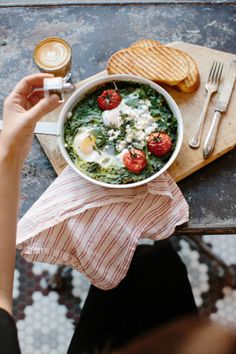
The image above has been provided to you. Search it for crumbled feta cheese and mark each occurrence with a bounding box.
[108,129,115,136]
[67,112,72,118]
[103,94,157,152]
[102,100,133,128]
[114,131,120,139]
[145,126,155,135]
[141,113,149,120]
[126,132,134,140]
[108,129,120,141]
[136,132,146,142]
[116,140,126,152]
[140,99,151,107]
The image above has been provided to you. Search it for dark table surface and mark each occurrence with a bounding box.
[0,3,236,233]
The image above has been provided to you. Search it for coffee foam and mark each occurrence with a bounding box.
[35,40,71,70]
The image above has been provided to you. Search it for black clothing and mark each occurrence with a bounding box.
[68,240,197,353]
[0,308,21,354]
[0,240,197,354]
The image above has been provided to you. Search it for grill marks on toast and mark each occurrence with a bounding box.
[108,49,151,78]
[107,39,200,93]
[130,39,162,48]
[148,46,189,84]
[107,47,189,85]
[177,52,200,93]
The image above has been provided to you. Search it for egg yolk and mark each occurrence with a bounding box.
[79,134,96,154]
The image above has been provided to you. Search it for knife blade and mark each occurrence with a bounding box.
[203,60,236,159]
[0,121,58,136]
[214,60,236,112]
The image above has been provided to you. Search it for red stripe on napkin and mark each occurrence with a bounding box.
[17,166,188,290]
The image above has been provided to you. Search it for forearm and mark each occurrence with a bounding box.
[0,149,22,315]
[0,74,60,315]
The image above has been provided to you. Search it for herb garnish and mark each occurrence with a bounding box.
[64,82,178,184]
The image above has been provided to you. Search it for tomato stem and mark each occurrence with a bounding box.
[152,132,162,143]
[113,81,118,92]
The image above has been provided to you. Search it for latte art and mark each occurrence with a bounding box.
[34,37,72,76]
[37,42,69,68]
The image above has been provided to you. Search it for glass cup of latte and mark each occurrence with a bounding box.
[33,37,72,78]
[33,37,74,102]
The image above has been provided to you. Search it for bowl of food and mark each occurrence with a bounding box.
[57,74,183,188]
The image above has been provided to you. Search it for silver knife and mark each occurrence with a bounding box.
[203,60,236,159]
[0,121,58,136]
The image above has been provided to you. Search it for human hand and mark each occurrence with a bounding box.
[1,73,61,166]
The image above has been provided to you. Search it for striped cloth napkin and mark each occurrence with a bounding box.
[17,166,189,290]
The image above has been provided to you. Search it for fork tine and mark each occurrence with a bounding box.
[189,60,222,149]
[214,62,222,84]
[210,61,218,82]
[213,62,220,83]
[208,61,215,81]
[217,63,224,83]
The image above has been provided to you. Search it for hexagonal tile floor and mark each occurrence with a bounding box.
[13,235,236,353]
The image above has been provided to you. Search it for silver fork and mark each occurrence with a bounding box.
[189,61,224,149]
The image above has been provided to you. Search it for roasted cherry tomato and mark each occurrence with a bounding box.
[123,148,147,174]
[147,132,173,157]
[97,89,122,110]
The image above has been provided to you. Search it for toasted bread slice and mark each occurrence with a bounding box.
[177,51,200,93]
[107,46,189,86]
[131,42,200,92]
[130,39,162,49]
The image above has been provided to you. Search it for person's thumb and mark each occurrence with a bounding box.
[27,94,60,122]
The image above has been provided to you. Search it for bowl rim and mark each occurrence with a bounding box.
[57,74,183,189]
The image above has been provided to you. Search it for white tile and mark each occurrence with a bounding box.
[17,292,74,354]
[203,235,236,266]
[178,239,209,308]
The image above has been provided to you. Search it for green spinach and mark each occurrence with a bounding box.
[64,82,178,185]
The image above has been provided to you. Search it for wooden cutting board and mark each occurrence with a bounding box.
[38,42,236,181]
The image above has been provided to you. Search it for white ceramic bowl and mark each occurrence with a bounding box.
[57,74,183,188]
